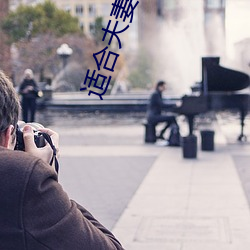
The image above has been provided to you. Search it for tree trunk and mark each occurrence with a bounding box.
[0,0,12,78]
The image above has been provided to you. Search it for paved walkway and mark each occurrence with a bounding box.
[47,112,250,250]
[111,121,250,249]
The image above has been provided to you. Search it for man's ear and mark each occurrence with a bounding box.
[2,125,15,149]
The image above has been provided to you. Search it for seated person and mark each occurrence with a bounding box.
[0,71,124,249]
[146,80,178,140]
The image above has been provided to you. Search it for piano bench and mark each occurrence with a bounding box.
[142,120,156,143]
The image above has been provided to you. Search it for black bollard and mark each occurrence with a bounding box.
[200,130,215,151]
[182,135,197,159]
[144,122,156,143]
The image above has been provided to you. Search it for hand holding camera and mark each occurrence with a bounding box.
[15,122,46,151]
[15,122,59,171]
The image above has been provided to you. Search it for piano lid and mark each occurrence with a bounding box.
[201,57,250,92]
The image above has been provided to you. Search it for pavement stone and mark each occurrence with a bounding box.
[58,155,155,229]
[112,116,250,249]
[37,110,250,249]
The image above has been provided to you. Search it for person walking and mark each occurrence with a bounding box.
[19,69,39,122]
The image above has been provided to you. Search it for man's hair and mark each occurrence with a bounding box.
[156,80,166,90]
[0,71,20,143]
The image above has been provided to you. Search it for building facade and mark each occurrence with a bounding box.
[9,0,139,52]
[52,0,138,52]
[138,0,157,44]
[52,0,113,34]
[10,0,117,34]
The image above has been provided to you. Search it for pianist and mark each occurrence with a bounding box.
[146,80,178,140]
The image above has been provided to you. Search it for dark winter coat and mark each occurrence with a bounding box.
[0,147,124,250]
[19,79,38,99]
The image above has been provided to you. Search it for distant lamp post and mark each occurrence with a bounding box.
[56,43,73,68]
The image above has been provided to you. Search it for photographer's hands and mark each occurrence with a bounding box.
[23,125,59,165]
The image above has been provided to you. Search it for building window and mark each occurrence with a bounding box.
[80,22,84,32]
[204,0,225,9]
[76,5,84,16]
[157,0,164,16]
[89,22,95,33]
[89,4,96,17]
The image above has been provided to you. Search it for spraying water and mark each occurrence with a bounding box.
[139,0,250,95]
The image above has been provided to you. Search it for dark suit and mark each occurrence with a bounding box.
[0,147,124,250]
[147,90,177,138]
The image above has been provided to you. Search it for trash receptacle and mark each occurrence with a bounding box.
[200,130,214,151]
[182,135,197,159]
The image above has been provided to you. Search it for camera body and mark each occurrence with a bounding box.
[14,122,46,151]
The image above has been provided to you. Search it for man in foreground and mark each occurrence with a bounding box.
[0,70,124,249]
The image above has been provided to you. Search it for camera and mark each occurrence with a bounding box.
[14,122,46,151]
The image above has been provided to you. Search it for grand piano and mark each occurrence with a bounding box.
[175,57,250,141]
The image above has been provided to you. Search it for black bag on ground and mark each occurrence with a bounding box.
[168,124,181,146]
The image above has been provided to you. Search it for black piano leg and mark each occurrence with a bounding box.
[238,109,247,142]
[187,115,194,135]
